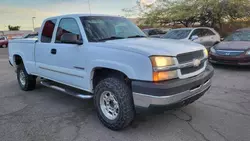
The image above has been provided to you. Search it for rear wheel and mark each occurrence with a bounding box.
[17,64,36,91]
[2,44,7,48]
[94,76,135,130]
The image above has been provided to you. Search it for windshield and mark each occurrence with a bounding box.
[162,29,191,39]
[224,31,250,41]
[80,16,146,42]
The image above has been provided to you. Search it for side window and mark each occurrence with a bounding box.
[204,29,215,36]
[41,19,57,43]
[148,30,157,35]
[190,29,202,38]
[55,18,82,43]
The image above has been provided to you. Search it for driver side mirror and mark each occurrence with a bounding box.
[220,38,224,41]
[191,35,199,41]
[61,33,83,45]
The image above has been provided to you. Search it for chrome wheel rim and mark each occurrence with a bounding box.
[100,91,119,120]
[19,70,26,86]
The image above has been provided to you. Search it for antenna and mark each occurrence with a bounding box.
[88,0,92,14]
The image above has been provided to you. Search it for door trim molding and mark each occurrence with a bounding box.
[39,66,84,78]
[74,66,85,70]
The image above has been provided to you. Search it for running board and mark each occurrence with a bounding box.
[40,80,93,99]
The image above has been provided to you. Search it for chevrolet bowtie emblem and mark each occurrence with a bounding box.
[193,59,201,67]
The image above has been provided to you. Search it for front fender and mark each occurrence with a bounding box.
[90,59,136,78]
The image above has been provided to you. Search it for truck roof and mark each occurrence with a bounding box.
[45,14,121,20]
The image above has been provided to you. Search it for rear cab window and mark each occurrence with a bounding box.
[41,19,57,43]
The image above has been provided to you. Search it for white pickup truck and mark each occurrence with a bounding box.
[9,14,214,130]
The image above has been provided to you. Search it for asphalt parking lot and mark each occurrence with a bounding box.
[0,48,250,141]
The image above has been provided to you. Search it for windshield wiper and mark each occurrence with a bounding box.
[98,36,125,42]
[127,35,146,38]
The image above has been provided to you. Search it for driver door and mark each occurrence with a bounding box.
[36,18,88,90]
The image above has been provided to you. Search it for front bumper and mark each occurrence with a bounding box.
[209,53,250,66]
[132,64,214,108]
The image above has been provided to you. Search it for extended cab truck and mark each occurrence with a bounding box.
[8,14,214,130]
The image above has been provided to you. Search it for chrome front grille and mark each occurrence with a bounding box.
[176,50,206,76]
[177,50,204,64]
[180,62,205,75]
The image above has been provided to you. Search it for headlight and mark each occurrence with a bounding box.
[210,47,216,54]
[150,56,175,67]
[150,56,177,81]
[203,48,208,57]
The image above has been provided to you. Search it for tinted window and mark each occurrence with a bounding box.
[0,37,4,40]
[224,31,250,41]
[56,18,82,43]
[202,29,215,36]
[148,30,157,35]
[80,16,145,42]
[41,19,57,43]
[190,29,202,38]
[154,29,166,34]
[163,29,191,39]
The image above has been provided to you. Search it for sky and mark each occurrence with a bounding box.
[0,0,139,30]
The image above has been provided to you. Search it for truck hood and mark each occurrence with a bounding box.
[99,38,204,56]
[215,41,250,50]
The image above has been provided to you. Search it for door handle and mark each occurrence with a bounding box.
[51,49,57,54]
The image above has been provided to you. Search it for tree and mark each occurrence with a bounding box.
[8,25,21,31]
[123,0,250,29]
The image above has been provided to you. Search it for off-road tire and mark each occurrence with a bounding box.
[17,64,36,91]
[94,76,135,130]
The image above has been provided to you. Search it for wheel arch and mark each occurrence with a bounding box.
[12,54,30,74]
[13,54,23,66]
[90,67,131,92]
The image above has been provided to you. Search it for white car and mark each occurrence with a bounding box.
[8,14,214,130]
[162,27,221,49]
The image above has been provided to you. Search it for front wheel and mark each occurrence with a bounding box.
[94,76,135,130]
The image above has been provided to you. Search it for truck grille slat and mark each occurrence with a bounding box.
[177,50,205,75]
[177,50,204,64]
[181,62,205,75]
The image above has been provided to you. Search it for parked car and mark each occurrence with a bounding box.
[0,36,8,48]
[209,28,250,66]
[162,27,221,49]
[142,28,167,38]
[8,14,214,130]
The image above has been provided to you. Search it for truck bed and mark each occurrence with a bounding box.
[8,39,38,74]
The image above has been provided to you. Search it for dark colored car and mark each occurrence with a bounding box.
[0,36,8,48]
[142,28,166,38]
[209,28,250,66]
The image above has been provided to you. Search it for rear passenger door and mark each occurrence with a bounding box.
[202,29,217,47]
[35,19,58,78]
